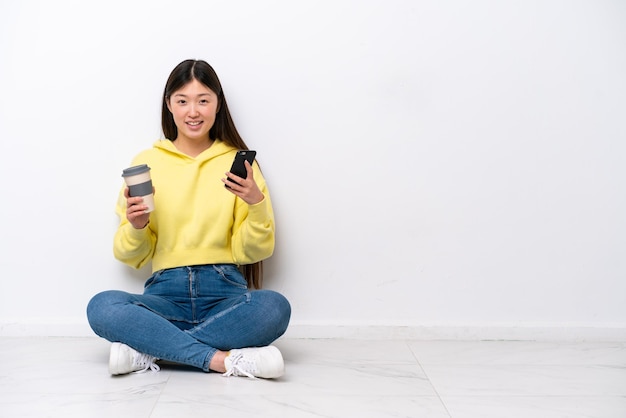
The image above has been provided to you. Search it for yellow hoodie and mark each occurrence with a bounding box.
[113,139,275,272]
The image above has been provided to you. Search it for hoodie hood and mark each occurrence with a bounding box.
[153,139,235,163]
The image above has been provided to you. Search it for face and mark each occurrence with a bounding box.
[167,79,219,143]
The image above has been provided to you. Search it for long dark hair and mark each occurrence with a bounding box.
[161,59,264,289]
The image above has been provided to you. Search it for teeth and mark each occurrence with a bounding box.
[188,121,201,126]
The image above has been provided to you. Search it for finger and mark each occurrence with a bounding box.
[224,172,244,186]
[126,196,145,208]
[222,179,241,193]
[127,206,144,218]
[244,160,254,179]
[127,206,150,223]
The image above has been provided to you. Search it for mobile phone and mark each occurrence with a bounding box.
[227,150,257,186]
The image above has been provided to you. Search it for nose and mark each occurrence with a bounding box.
[188,103,199,117]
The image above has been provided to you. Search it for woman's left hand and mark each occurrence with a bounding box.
[222,160,265,205]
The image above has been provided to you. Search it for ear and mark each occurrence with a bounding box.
[166,98,172,113]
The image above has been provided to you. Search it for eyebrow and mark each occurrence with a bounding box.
[173,93,214,98]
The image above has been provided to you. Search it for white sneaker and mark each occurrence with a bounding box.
[223,345,284,379]
[109,342,160,375]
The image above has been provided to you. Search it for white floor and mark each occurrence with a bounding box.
[1,337,625,417]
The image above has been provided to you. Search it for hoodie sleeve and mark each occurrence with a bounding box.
[112,186,157,269]
[230,166,275,264]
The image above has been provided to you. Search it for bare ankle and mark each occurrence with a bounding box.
[209,350,228,373]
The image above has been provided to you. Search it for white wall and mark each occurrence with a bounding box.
[1,0,625,339]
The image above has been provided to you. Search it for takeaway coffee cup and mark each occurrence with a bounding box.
[122,164,155,213]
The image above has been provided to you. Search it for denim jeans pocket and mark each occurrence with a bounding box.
[212,264,248,290]
[144,269,165,290]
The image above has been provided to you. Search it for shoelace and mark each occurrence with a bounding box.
[222,353,256,378]
[132,352,161,373]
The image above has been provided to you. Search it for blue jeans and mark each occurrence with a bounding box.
[86,264,291,372]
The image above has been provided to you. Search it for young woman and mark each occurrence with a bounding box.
[87,59,291,379]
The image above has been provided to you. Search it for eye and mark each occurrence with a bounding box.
[177,99,187,105]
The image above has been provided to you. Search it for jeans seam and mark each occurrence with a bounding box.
[188,292,251,337]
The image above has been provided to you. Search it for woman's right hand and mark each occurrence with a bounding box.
[124,187,151,229]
